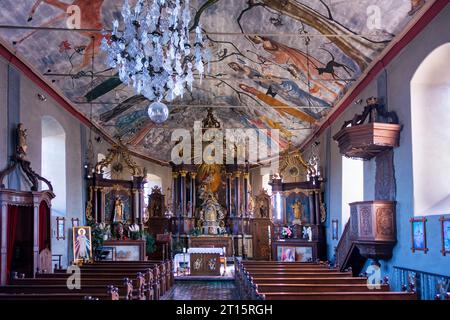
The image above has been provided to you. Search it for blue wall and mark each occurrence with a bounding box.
[316,5,450,285]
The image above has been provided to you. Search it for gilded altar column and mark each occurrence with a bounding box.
[314,191,321,225]
[132,189,139,224]
[225,172,232,216]
[0,202,8,285]
[190,172,197,218]
[308,191,316,225]
[243,172,249,216]
[172,172,179,215]
[138,189,144,228]
[234,171,241,217]
[99,187,105,223]
[180,170,188,217]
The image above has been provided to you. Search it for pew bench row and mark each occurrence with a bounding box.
[0,260,173,301]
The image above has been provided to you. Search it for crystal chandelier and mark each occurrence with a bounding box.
[102,0,209,107]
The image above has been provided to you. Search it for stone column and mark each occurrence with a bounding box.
[0,202,8,285]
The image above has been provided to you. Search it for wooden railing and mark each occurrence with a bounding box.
[335,221,354,271]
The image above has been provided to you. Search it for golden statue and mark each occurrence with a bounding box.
[292,200,303,224]
[113,197,124,222]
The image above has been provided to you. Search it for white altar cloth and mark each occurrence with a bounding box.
[187,248,224,255]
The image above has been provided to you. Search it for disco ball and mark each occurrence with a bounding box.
[147,101,169,124]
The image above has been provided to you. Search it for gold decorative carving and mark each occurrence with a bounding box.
[95,144,143,177]
[85,186,94,221]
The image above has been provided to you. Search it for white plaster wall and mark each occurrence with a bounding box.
[20,76,83,267]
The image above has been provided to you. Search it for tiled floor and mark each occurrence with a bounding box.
[161,280,239,300]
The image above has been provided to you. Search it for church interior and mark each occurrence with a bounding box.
[0,0,449,302]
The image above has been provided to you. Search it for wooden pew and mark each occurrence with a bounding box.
[258,292,417,300]
[255,283,391,293]
[0,286,120,300]
[36,270,152,300]
[251,277,368,285]
[236,260,416,301]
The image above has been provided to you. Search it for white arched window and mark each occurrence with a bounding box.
[41,116,66,216]
[341,156,364,229]
[411,43,450,216]
[144,174,163,206]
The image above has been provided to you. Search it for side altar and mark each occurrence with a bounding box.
[84,144,149,261]
[269,142,327,262]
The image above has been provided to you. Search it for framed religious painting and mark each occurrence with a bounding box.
[332,219,339,240]
[73,226,93,262]
[440,216,450,256]
[410,217,428,253]
[71,217,79,228]
[56,217,65,240]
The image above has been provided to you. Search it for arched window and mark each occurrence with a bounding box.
[341,156,364,229]
[97,153,111,179]
[261,173,273,196]
[411,43,450,216]
[41,116,66,216]
[144,174,163,206]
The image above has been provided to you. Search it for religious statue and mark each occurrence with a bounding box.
[248,196,255,216]
[291,200,304,225]
[17,123,28,157]
[198,182,226,235]
[113,197,125,222]
[259,199,268,218]
[247,184,255,216]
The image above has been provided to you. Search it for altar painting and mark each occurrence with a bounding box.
[277,246,313,262]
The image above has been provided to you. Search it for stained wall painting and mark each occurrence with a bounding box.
[0,0,426,162]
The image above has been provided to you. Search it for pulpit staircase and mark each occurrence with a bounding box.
[335,222,366,276]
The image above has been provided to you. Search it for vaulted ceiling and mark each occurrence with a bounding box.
[0,0,427,163]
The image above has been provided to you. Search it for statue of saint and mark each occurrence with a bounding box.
[292,200,303,224]
[259,199,268,218]
[17,123,28,157]
[113,197,124,222]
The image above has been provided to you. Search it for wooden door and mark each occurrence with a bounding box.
[251,219,273,260]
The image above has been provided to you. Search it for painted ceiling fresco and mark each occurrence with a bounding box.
[0,0,427,163]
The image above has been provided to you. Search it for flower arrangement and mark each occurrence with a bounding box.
[281,226,293,239]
